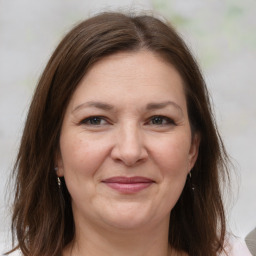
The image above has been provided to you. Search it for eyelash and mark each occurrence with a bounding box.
[80,116,108,126]
[146,115,176,126]
[80,115,176,127]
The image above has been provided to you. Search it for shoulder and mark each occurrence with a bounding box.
[245,228,256,255]
[219,237,252,256]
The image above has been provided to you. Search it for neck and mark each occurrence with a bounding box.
[63,216,178,256]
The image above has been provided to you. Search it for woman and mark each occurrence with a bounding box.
[7,12,233,256]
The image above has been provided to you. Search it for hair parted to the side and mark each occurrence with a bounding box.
[7,12,230,256]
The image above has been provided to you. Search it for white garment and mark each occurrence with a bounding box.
[219,238,252,256]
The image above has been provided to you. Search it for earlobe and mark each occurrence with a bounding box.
[55,166,64,177]
[188,133,200,171]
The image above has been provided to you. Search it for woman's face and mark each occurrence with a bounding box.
[57,51,199,231]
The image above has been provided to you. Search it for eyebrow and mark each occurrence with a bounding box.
[146,101,183,115]
[72,100,183,115]
[72,101,114,113]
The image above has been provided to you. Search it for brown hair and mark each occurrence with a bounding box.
[7,12,229,256]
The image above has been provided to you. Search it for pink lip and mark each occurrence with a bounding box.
[102,176,154,194]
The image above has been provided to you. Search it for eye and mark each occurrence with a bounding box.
[81,116,108,126]
[147,116,175,126]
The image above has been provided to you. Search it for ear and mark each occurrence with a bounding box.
[188,132,200,172]
[55,150,64,177]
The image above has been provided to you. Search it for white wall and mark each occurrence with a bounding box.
[0,0,255,253]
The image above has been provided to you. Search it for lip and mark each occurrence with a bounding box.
[102,176,155,194]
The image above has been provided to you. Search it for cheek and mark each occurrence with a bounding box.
[59,134,111,206]
[151,134,192,177]
[60,133,110,179]
[147,135,191,218]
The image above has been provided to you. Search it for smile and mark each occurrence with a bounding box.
[102,176,155,194]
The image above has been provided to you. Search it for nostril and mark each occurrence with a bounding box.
[110,144,148,167]
[110,126,148,166]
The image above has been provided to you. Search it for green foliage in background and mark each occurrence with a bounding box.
[151,0,256,69]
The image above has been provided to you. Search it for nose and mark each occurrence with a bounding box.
[110,123,148,166]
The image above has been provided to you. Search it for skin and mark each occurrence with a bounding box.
[57,50,199,256]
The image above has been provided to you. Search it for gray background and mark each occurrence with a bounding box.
[1,0,255,253]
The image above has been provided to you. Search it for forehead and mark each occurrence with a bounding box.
[67,50,187,112]
[83,50,183,85]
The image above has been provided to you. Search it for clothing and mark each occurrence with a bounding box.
[246,228,256,256]
[220,237,253,256]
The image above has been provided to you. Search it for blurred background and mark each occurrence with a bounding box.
[0,0,255,253]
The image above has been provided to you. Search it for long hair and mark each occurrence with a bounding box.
[7,12,229,256]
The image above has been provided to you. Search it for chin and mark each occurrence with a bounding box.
[100,202,157,230]
[105,215,150,230]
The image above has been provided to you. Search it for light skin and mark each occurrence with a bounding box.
[57,50,200,256]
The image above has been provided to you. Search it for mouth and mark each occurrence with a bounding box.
[102,176,155,194]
